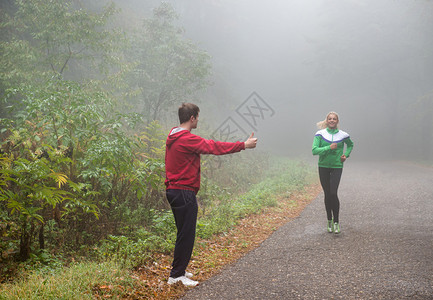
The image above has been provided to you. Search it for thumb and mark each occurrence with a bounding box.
[249,132,254,139]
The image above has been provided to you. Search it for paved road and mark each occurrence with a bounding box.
[184,161,433,299]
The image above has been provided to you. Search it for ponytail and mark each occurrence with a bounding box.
[316,119,328,129]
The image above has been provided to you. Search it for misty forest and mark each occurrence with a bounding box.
[1,0,433,298]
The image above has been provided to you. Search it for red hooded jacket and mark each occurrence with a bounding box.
[165,127,245,193]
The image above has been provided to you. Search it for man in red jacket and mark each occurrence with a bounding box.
[165,103,258,286]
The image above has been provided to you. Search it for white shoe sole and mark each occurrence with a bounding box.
[167,276,199,287]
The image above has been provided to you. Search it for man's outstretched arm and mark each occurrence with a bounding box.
[185,132,258,155]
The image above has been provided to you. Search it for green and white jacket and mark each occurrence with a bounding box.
[312,128,354,168]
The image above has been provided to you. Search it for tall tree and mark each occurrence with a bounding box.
[0,0,121,86]
[126,3,211,122]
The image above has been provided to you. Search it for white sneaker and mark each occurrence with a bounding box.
[167,276,199,287]
[185,271,193,278]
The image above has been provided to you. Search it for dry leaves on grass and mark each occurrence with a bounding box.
[126,184,321,299]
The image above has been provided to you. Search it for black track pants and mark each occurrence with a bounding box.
[318,167,343,223]
[166,189,198,278]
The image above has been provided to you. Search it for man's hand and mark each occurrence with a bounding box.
[330,143,338,150]
[340,154,347,162]
[245,132,258,149]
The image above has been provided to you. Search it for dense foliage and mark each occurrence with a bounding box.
[0,78,168,264]
[0,0,213,279]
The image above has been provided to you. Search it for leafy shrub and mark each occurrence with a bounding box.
[93,209,176,267]
[0,80,168,266]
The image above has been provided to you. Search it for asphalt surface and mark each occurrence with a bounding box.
[183,161,433,299]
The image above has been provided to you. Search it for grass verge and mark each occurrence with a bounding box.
[0,260,135,299]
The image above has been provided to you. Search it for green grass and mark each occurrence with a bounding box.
[0,260,136,300]
[196,158,316,238]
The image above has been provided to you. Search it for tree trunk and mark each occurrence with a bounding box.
[19,221,34,261]
[39,223,45,250]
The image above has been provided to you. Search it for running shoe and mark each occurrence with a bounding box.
[185,271,193,278]
[334,222,340,234]
[327,220,334,233]
[167,276,199,287]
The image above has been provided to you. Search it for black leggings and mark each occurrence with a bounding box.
[318,167,343,223]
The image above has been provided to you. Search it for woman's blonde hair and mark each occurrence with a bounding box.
[316,111,339,129]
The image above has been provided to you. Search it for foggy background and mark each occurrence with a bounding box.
[115,0,433,161]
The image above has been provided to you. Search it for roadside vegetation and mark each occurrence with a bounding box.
[0,1,321,298]
[0,156,317,299]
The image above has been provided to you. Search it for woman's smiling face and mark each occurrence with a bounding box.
[326,113,339,129]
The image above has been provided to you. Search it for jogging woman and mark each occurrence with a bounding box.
[312,112,354,234]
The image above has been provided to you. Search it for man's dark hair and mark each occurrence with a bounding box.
[178,103,200,123]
